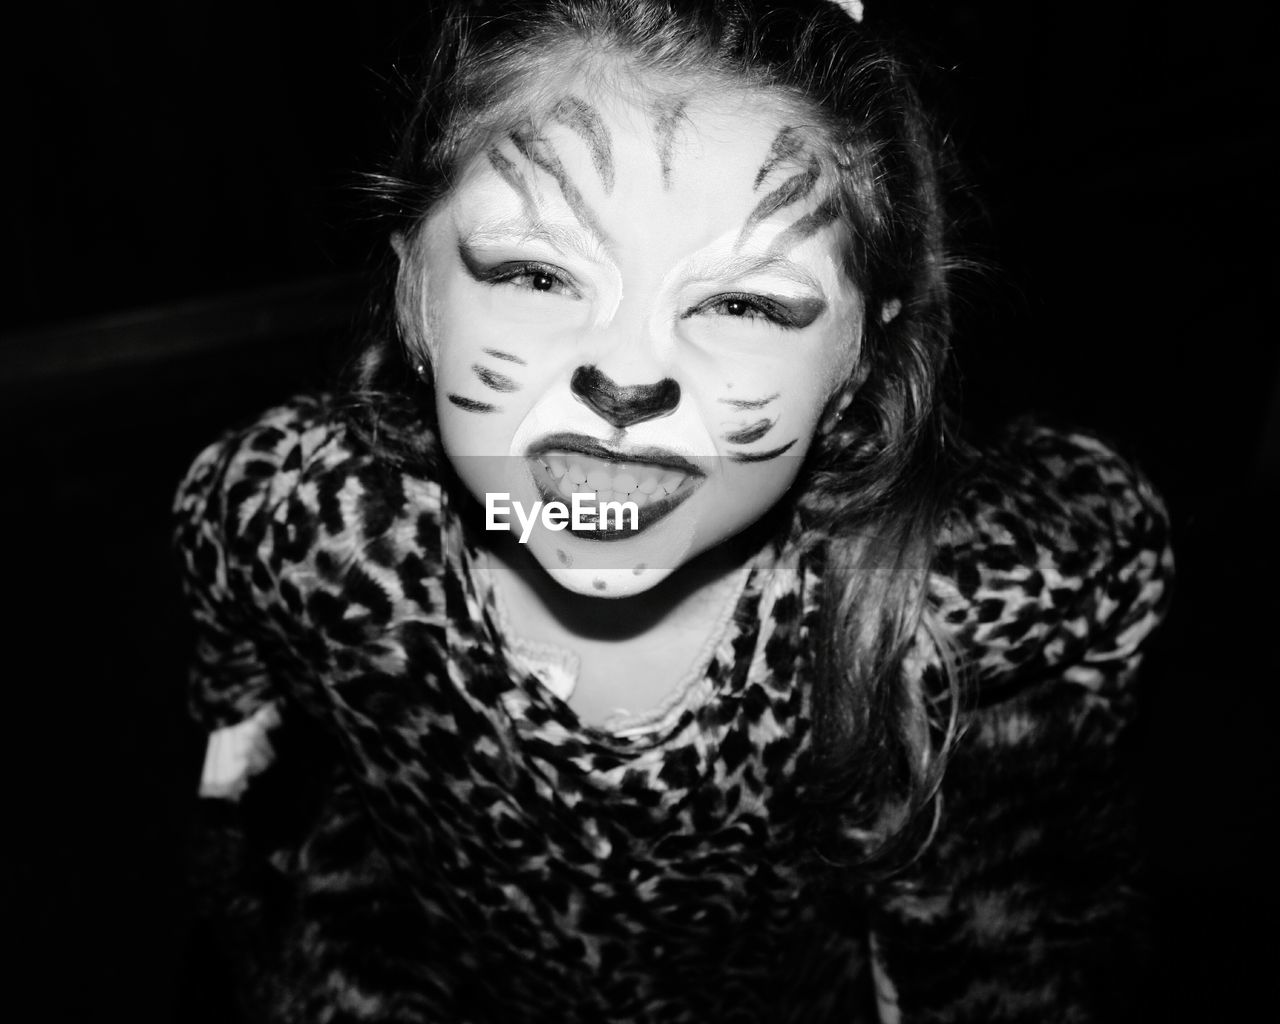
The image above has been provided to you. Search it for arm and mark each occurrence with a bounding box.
[868,423,1173,1023]
[175,397,452,1022]
[173,403,310,730]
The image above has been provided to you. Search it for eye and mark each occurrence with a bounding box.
[687,292,792,327]
[714,296,769,319]
[486,262,577,297]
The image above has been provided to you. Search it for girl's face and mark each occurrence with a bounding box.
[406,84,863,597]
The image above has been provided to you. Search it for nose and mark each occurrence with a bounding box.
[570,365,681,429]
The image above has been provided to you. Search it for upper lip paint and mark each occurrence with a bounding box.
[527,432,706,478]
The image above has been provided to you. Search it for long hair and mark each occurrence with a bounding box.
[342,0,967,878]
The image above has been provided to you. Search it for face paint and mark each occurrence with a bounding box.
[754,126,807,190]
[723,419,774,445]
[738,154,822,248]
[473,364,521,393]
[651,97,687,189]
[509,123,608,245]
[408,85,863,597]
[569,365,681,428]
[550,97,615,193]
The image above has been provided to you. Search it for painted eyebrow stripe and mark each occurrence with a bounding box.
[719,393,780,410]
[446,394,498,414]
[652,98,687,189]
[510,126,607,245]
[550,97,614,193]
[724,418,775,445]
[472,364,520,393]
[728,438,797,463]
[754,127,805,190]
[483,348,526,365]
[738,155,822,247]
[765,194,842,257]
[486,147,544,230]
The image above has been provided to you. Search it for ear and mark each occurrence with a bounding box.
[390,230,408,264]
[819,374,858,435]
[819,330,873,435]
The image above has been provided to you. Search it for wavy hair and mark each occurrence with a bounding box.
[341,0,967,879]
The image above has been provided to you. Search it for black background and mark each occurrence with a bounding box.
[2,1,1275,1019]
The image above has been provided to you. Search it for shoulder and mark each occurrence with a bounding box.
[175,393,343,520]
[175,393,443,544]
[173,394,449,633]
[940,420,1170,565]
[929,420,1173,698]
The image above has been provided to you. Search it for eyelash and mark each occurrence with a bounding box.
[479,261,576,296]
[688,293,796,328]
[473,259,800,329]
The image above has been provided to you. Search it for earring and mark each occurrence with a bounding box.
[413,361,427,382]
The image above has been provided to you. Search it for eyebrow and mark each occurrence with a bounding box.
[460,217,614,265]
[686,252,824,291]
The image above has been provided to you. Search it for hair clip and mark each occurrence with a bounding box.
[829,0,864,22]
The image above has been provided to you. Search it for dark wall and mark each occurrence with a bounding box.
[3,2,1274,1021]
[4,1,424,328]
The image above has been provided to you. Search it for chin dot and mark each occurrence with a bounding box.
[633,564,646,575]
[556,549,572,567]
[592,579,607,591]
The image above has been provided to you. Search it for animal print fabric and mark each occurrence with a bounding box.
[174,394,1173,1023]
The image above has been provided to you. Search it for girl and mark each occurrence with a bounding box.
[176,1,1173,1020]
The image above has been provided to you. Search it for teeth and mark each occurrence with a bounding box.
[538,452,690,502]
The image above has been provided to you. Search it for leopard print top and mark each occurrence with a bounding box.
[175,394,1173,1023]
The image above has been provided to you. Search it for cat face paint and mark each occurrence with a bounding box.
[407,86,863,596]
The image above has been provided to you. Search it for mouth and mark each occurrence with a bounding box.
[526,434,705,541]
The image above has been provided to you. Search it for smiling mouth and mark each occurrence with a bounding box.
[526,438,705,541]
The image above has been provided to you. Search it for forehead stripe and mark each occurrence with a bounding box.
[754,126,806,190]
[765,195,842,258]
[550,97,615,193]
[486,148,544,231]
[738,155,822,248]
[652,98,687,189]
[510,127,607,245]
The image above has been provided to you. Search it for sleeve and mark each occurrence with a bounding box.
[928,422,1173,702]
[173,399,318,731]
[866,423,1174,1023]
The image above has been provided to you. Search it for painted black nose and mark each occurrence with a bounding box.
[570,365,681,429]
